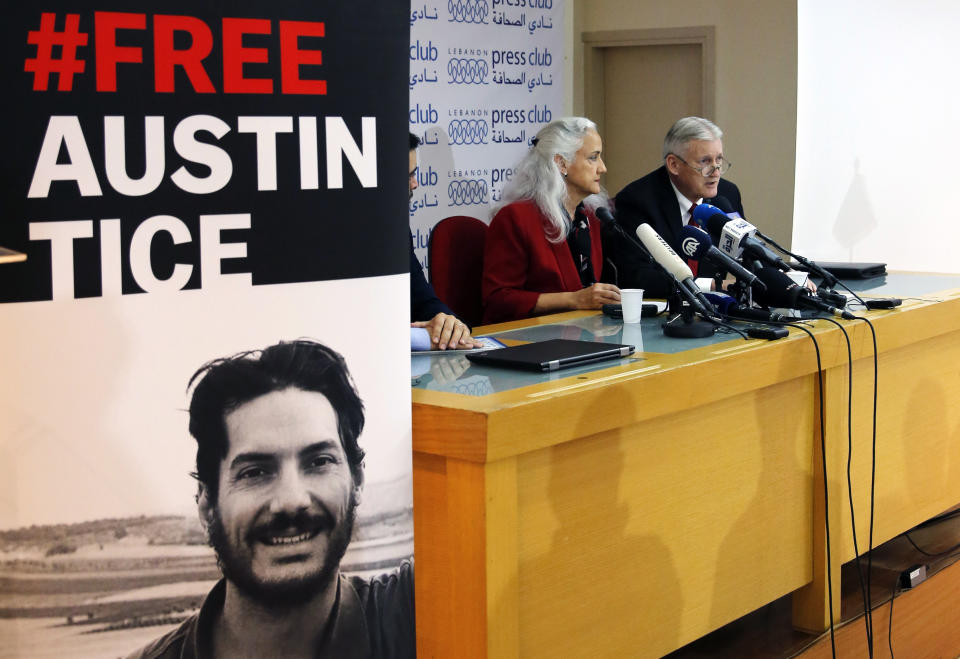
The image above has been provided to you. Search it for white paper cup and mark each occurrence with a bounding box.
[620,288,645,323]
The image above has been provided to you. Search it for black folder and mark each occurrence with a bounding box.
[814,261,887,279]
[466,338,635,372]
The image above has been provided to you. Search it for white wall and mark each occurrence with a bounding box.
[793,0,960,272]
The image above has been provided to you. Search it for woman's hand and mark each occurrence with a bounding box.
[531,283,621,315]
[573,283,621,309]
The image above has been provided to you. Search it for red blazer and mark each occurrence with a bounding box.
[481,200,604,324]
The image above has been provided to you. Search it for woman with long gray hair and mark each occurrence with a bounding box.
[480,117,621,324]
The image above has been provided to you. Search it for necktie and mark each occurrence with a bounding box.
[686,202,699,276]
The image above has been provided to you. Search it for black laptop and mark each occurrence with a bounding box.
[466,338,635,372]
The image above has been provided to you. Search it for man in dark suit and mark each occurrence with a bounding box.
[607,117,744,297]
[409,133,478,349]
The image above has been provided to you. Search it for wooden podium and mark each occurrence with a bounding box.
[411,274,960,658]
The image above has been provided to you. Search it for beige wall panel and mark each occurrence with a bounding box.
[574,0,798,246]
[839,330,960,560]
[514,377,814,658]
[602,44,703,196]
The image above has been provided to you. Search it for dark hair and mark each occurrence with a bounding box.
[409,132,421,150]
[188,340,365,502]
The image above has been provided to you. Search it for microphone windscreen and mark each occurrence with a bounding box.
[710,195,735,214]
[595,207,615,224]
[753,266,802,309]
[705,213,732,242]
[703,291,737,314]
[679,225,711,261]
[692,203,726,226]
[635,223,693,281]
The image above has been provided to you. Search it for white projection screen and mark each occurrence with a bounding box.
[793,0,960,273]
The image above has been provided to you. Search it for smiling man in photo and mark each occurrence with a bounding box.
[128,340,415,659]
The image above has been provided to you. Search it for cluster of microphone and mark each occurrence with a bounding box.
[596,203,863,333]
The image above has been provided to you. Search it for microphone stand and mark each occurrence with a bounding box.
[754,231,857,309]
[663,292,717,338]
[601,219,717,338]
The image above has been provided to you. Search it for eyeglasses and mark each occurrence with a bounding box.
[670,154,731,177]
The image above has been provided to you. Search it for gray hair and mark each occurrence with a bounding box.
[662,117,723,160]
[501,116,605,242]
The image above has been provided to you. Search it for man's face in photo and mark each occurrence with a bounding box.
[202,387,360,606]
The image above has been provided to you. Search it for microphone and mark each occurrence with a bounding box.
[700,207,843,294]
[818,288,848,308]
[709,195,733,212]
[634,223,716,318]
[725,304,793,323]
[691,203,729,232]
[705,195,741,219]
[595,206,616,225]
[595,207,656,266]
[703,291,737,314]
[693,205,791,272]
[678,225,766,290]
[783,252,839,288]
[754,267,856,320]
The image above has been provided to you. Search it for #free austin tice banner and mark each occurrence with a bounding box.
[0,3,412,657]
[408,0,565,272]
